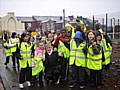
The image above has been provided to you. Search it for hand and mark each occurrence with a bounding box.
[59,53,63,57]
[105,64,110,70]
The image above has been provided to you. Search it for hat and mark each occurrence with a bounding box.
[65,23,72,27]
[74,31,83,40]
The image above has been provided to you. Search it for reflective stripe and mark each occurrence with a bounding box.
[71,49,83,52]
[32,61,43,72]
[104,50,112,52]
[105,56,111,60]
[102,39,105,51]
[76,49,83,52]
[5,52,11,54]
[88,58,102,61]
[76,56,85,59]
[71,49,76,51]
[70,55,85,59]
[70,55,75,57]
[10,46,16,48]
[20,51,31,54]
[23,57,31,60]
[88,52,102,56]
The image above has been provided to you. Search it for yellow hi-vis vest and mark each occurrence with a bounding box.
[32,57,44,76]
[69,39,86,67]
[9,38,17,53]
[71,27,75,39]
[3,41,12,57]
[19,42,32,68]
[87,44,102,70]
[58,40,69,58]
[102,39,112,65]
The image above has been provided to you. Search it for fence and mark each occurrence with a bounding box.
[92,12,120,40]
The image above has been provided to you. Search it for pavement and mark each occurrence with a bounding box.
[0,42,120,90]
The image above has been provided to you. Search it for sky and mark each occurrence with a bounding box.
[0,0,120,18]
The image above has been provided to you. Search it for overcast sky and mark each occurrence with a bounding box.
[0,0,120,17]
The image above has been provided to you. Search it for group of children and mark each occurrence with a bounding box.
[3,22,112,89]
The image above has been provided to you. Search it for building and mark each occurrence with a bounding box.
[0,12,25,34]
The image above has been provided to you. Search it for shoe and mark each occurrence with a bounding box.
[80,85,85,89]
[19,84,24,89]
[69,83,76,88]
[96,85,103,89]
[26,81,31,87]
[79,83,85,89]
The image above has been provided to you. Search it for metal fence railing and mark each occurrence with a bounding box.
[92,12,120,40]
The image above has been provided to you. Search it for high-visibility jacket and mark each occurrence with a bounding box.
[102,39,112,65]
[58,40,69,59]
[19,42,32,68]
[9,38,17,53]
[69,39,86,67]
[87,44,102,70]
[32,57,44,76]
[3,41,12,57]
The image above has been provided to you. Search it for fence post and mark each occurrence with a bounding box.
[118,19,119,39]
[113,18,115,40]
[102,18,104,31]
[106,13,108,34]
[110,19,113,39]
[93,15,95,30]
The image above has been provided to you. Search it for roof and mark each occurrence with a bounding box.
[32,16,62,22]
[16,17,34,22]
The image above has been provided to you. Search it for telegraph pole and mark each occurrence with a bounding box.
[63,9,65,28]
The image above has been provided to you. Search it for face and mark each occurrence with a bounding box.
[30,37,34,42]
[48,34,53,41]
[88,32,95,40]
[46,46,52,53]
[41,36,46,42]
[24,35,30,42]
[66,26,72,31]
[96,36,102,41]
[39,42,44,48]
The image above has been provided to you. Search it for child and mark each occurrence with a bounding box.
[86,30,103,89]
[18,33,32,89]
[4,39,12,68]
[32,41,45,87]
[44,43,60,86]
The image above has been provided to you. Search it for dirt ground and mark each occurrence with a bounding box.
[103,43,120,90]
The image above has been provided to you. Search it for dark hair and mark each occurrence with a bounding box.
[86,30,96,42]
[96,31,102,38]
[11,32,16,38]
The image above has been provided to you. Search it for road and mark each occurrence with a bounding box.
[0,43,120,90]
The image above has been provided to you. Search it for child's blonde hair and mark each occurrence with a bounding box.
[46,43,53,49]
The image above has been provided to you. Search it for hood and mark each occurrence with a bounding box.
[74,31,83,40]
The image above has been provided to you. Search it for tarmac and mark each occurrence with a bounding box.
[0,42,120,90]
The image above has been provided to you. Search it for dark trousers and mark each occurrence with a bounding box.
[12,52,19,68]
[19,64,32,84]
[45,66,60,85]
[69,65,86,85]
[90,69,102,86]
[60,58,67,80]
[32,71,43,86]
[4,56,10,65]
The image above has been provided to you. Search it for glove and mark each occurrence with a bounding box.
[105,64,110,70]
[4,46,9,49]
